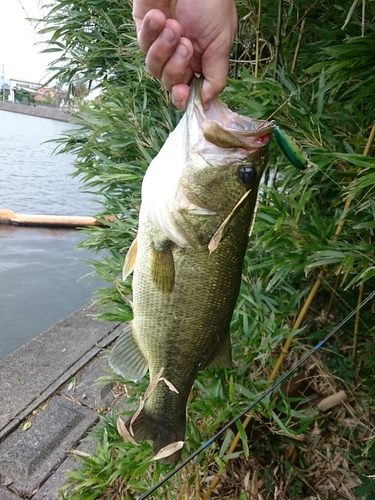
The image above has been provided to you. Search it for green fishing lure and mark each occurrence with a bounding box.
[271,121,308,170]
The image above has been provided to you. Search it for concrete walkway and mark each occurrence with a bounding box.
[0,304,123,499]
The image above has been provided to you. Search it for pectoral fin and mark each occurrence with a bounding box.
[151,240,175,294]
[109,323,148,382]
[123,237,138,281]
[209,334,233,369]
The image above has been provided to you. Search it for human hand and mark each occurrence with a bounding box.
[133,0,237,109]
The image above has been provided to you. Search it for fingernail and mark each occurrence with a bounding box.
[162,28,176,44]
[148,19,160,31]
[172,89,185,110]
[175,43,189,60]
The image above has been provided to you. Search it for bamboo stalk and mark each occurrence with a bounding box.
[202,413,253,499]
[353,282,365,365]
[195,465,200,500]
[363,123,375,156]
[327,124,375,359]
[0,209,107,228]
[274,0,284,79]
[317,390,348,411]
[269,268,325,380]
[291,19,306,73]
[254,0,262,78]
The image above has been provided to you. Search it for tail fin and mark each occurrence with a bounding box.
[126,408,186,465]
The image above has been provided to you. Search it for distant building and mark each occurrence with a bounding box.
[9,79,40,103]
[34,86,59,103]
[9,79,61,106]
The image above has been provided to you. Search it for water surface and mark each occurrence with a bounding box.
[0,110,102,359]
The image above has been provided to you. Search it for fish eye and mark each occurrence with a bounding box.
[239,164,256,185]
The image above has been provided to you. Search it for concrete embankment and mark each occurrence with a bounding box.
[0,101,71,122]
[0,304,129,499]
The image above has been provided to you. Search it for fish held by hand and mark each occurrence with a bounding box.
[110,77,273,465]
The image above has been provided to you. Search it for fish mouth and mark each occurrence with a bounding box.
[206,99,272,135]
[189,77,273,150]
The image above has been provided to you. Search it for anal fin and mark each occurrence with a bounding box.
[109,322,148,381]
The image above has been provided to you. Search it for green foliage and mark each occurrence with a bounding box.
[38,0,375,498]
[14,87,35,104]
[355,475,375,499]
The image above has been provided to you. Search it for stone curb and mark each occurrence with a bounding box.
[0,328,119,443]
[0,102,71,122]
[0,304,120,434]
[0,306,125,499]
[0,396,99,497]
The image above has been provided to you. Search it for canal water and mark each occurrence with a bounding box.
[0,109,103,360]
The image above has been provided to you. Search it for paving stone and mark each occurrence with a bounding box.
[0,304,119,433]
[0,304,128,498]
[32,439,94,499]
[0,487,21,500]
[0,396,98,498]
[33,396,135,499]
[61,356,115,411]
[31,455,78,500]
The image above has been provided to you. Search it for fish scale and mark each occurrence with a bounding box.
[110,77,273,464]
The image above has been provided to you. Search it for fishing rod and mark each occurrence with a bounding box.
[138,288,375,500]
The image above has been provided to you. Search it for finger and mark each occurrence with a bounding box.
[136,9,167,54]
[145,19,182,78]
[160,38,194,91]
[171,84,192,110]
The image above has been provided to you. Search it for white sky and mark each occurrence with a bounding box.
[0,0,55,85]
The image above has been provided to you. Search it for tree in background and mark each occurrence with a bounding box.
[14,87,35,105]
[72,80,89,103]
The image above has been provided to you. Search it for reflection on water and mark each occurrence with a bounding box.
[0,110,103,360]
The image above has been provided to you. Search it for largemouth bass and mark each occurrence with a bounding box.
[110,78,273,465]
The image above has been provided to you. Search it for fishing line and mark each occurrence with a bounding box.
[255,96,293,130]
[138,288,375,500]
[309,156,375,226]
